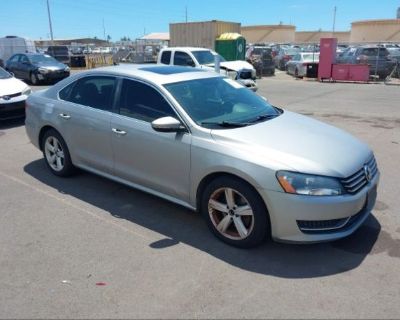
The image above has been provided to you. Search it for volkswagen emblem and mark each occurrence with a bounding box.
[2,95,11,101]
[364,165,372,182]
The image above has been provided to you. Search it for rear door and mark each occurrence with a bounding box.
[57,75,117,174]
[111,78,191,202]
[7,54,21,77]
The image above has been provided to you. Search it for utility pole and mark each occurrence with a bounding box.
[185,6,188,23]
[46,0,54,45]
[102,18,106,40]
[332,6,337,34]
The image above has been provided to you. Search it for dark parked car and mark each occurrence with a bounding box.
[46,46,70,65]
[387,48,400,63]
[5,53,70,85]
[274,48,300,70]
[337,46,395,79]
[246,46,275,76]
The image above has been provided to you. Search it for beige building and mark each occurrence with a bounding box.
[350,19,400,43]
[169,20,240,50]
[295,31,350,43]
[241,25,295,43]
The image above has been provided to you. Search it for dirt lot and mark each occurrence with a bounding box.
[1,71,399,319]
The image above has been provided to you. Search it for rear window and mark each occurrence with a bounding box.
[160,51,171,64]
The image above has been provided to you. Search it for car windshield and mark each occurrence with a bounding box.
[29,54,59,64]
[164,77,281,129]
[191,51,225,64]
[0,67,12,79]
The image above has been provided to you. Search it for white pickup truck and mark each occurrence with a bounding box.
[157,47,258,91]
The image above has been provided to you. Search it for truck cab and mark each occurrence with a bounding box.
[158,47,258,91]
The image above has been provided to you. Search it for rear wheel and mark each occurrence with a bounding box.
[42,129,76,177]
[201,176,270,248]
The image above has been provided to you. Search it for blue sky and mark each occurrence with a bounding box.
[1,0,399,40]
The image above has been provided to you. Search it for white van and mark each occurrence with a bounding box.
[0,36,36,67]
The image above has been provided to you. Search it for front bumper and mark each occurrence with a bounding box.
[258,172,379,243]
[37,71,70,82]
[0,96,27,120]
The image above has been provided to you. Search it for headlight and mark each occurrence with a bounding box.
[276,171,344,196]
[22,87,32,96]
[64,66,70,72]
[38,67,49,74]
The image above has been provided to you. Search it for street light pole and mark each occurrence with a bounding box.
[332,6,337,35]
[46,0,54,45]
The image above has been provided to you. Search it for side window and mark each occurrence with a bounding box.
[174,51,195,67]
[20,55,29,63]
[66,76,116,111]
[118,79,176,122]
[59,81,76,101]
[160,51,171,64]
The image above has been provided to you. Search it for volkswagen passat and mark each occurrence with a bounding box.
[25,65,379,248]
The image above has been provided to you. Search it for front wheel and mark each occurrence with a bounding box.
[30,72,39,85]
[201,176,270,248]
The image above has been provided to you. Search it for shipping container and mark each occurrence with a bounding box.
[169,20,241,50]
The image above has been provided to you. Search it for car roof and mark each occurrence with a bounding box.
[162,47,212,52]
[71,64,221,85]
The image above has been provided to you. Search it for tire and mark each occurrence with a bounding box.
[200,176,270,248]
[30,72,39,85]
[41,129,76,177]
[295,68,299,78]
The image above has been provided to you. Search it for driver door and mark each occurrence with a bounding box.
[111,78,191,202]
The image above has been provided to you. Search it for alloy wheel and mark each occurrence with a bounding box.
[208,187,255,240]
[44,136,65,172]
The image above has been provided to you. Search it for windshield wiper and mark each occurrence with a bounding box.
[247,113,279,123]
[201,121,251,128]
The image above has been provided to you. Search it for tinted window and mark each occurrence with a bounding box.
[66,76,116,111]
[59,81,76,101]
[20,55,29,64]
[160,51,171,64]
[118,79,176,122]
[361,48,389,57]
[191,51,216,64]
[174,51,195,67]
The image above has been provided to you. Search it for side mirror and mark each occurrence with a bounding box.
[187,60,195,67]
[9,71,15,77]
[151,116,186,133]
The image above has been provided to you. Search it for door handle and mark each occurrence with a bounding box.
[59,113,71,119]
[112,128,127,136]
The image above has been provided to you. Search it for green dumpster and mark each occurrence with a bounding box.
[215,33,246,61]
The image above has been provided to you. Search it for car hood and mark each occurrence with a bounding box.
[0,77,29,96]
[34,61,66,70]
[204,60,255,72]
[210,111,372,178]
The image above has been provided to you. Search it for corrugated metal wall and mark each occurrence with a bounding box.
[170,21,241,50]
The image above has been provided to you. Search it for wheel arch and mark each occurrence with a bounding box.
[195,171,269,214]
[38,125,58,150]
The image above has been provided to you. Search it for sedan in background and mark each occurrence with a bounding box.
[0,67,31,120]
[287,53,320,78]
[26,65,379,248]
[5,53,70,85]
[274,47,300,70]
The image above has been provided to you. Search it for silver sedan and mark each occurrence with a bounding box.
[25,65,379,248]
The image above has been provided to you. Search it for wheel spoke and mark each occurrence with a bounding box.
[48,154,56,164]
[217,215,232,233]
[233,216,248,238]
[45,141,55,153]
[225,188,235,209]
[236,205,253,216]
[56,156,62,169]
[58,151,64,159]
[209,199,229,213]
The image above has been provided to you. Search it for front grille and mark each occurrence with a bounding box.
[0,92,21,100]
[0,100,26,120]
[238,70,253,80]
[341,156,378,194]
